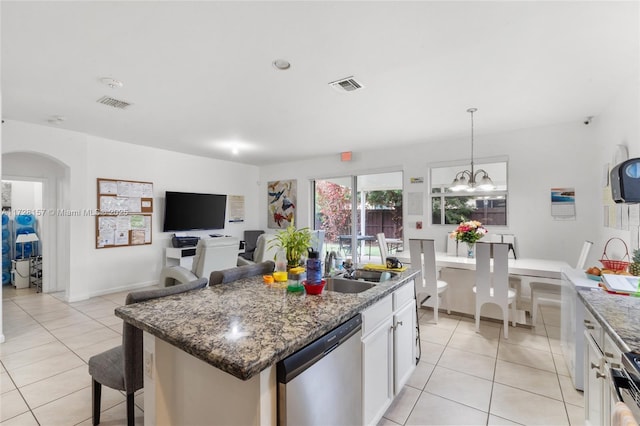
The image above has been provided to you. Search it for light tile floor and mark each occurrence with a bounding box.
[1,286,144,425]
[381,304,585,426]
[1,286,584,425]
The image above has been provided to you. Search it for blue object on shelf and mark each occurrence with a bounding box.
[2,241,9,254]
[15,243,33,258]
[15,214,35,226]
[1,214,8,225]
[2,228,9,239]
[2,271,10,284]
[16,227,35,235]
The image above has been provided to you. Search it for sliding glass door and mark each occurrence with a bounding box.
[313,171,403,267]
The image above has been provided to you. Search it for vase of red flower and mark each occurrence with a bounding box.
[449,220,488,258]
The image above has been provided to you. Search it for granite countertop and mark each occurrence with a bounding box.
[577,288,640,353]
[115,269,419,381]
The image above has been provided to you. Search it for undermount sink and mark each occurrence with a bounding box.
[350,269,397,283]
[324,277,376,294]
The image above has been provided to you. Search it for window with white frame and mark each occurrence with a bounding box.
[430,161,508,226]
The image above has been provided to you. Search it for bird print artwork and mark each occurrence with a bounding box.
[268,179,297,229]
[269,189,285,204]
[281,195,295,211]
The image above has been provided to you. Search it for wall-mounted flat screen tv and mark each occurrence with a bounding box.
[162,191,227,232]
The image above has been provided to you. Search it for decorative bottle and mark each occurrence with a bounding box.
[306,248,322,284]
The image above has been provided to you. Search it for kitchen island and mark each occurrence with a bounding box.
[115,269,419,425]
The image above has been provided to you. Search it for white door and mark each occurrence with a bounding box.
[394,301,416,393]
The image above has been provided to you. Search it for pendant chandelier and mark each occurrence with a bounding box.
[450,108,495,192]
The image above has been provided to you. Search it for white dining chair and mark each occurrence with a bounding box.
[409,239,449,324]
[377,233,389,265]
[473,242,516,338]
[530,240,593,325]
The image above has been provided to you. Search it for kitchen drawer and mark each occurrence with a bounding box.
[362,295,393,336]
[393,280,415,311]
[583,308,603,351]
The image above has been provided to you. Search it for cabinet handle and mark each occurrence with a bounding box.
[590,362,601,370]
[611,363,621,369]
[584,319,591,324]
[397,321,403,327]
[390,325,396,331]
[605,352,614,358]
[596,372,607,379]
[585,325,595,330]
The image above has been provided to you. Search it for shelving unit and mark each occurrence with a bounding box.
[30,255,42,293]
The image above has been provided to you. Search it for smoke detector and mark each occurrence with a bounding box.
[329,76,365,93]
[47,115,66,124]
[96,96,131,109]
[100,77,124,89]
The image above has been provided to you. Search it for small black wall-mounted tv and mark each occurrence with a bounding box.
[162,191,227,232]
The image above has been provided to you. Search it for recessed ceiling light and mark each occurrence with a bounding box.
[100,77,124,89]
[272,59,291,70]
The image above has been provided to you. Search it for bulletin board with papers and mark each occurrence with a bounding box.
[95,178,153,249]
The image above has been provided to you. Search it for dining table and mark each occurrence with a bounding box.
[398,252,570,325]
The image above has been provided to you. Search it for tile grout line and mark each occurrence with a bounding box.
[2,291,138,424]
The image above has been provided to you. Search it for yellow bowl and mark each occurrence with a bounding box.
[273,271,288,282]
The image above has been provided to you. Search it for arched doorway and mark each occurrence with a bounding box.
[2,152,71,296]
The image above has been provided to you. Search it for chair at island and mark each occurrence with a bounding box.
[210,261,275,285]
[159,236,239,287]
[88,278,208,426]
[377,233,389,265]
[473,242,516,338]
[530,240,593,325]
[409,239,449,323]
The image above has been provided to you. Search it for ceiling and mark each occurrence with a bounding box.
[2,1,638,166]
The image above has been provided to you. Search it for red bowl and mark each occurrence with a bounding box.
[303,279,326,295]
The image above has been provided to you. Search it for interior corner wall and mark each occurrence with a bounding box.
[259,121,599,266]
[2,120,260,301]
[592,77,640,258]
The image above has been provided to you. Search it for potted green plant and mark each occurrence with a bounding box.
[270,219,313,268]
[630,248,640,276]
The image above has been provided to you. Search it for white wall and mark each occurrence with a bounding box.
[259,121,598,266]
[2,120,260,301]
[592,77,640,262]
[3,180,43,211]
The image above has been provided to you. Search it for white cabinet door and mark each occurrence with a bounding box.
[362,316,393,426]
[393,300,416,394]
[584,330,605,426]
[603,333,622,426]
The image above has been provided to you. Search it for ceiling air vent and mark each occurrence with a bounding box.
[96,95,131,109]
[329,76,364,93]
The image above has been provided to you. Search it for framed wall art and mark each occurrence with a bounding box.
[267,179,296,229]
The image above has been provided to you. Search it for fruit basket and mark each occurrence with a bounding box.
[599,237,630,272]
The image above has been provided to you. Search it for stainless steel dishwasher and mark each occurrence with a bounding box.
[277,314,362,426]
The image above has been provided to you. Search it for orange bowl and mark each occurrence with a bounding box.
[303,279,326,295]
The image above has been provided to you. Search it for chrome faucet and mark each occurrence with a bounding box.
[325,251,337,276]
